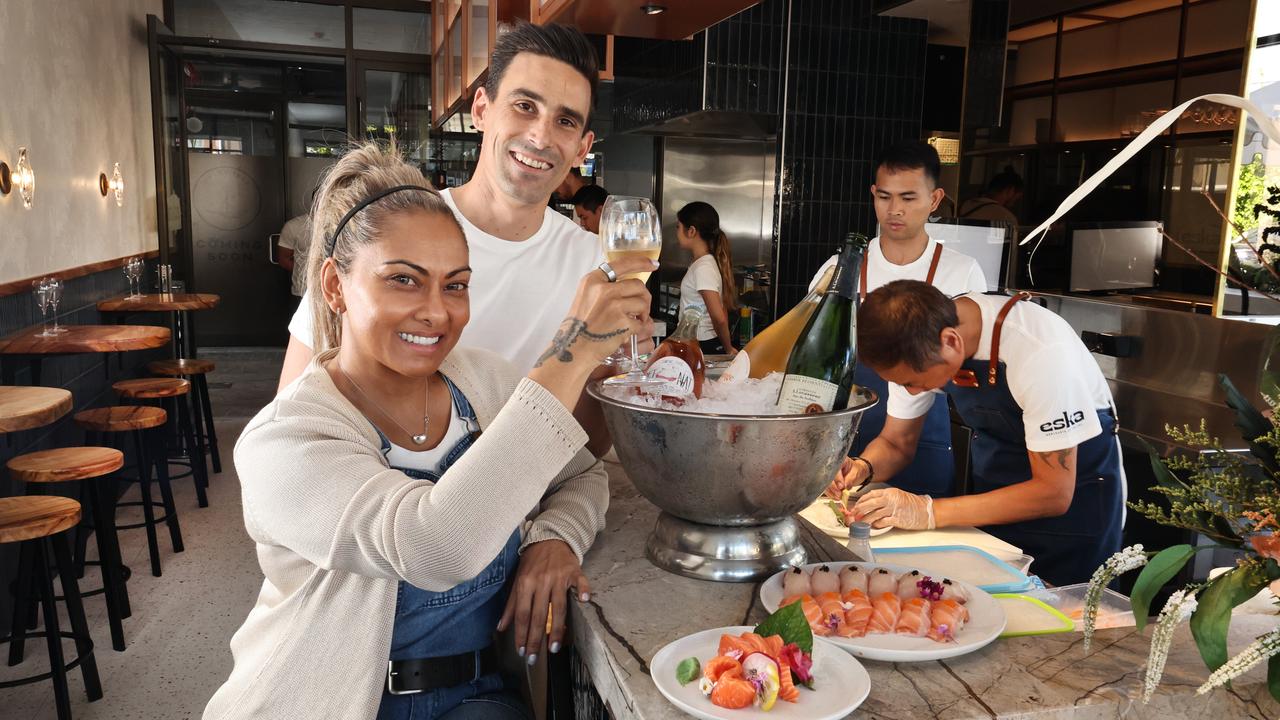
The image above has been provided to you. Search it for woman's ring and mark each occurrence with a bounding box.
[597,262,618,282]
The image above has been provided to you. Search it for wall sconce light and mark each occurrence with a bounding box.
[99,162,124,207]
[0,147,35,208]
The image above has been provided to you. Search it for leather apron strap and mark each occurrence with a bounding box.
[987,292,1032,386]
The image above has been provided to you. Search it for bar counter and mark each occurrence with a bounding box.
[571,462,1280,719]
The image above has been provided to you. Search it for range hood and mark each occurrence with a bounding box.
[627,109,777,140]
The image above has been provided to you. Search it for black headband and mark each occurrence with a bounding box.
[325,184,433,257]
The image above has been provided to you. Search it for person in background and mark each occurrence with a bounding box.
[812,140,987,501]
[278,22,635,459]
[675,201,738,356]
[835,280,1124,586]
[571,184,608,234]
[959,167,1024,227]
[205,142,651,720]
[552,167,586,206]
[277,209,312,304]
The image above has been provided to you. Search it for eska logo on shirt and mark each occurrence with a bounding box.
[1040,410,1086,433]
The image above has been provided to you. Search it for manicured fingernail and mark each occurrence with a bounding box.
[650,259,660,268]
[518,646,526,657]
[550,642,561,654]
[527,653,538,666]
[580,592,590,602]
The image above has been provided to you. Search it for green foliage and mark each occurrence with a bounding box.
[1131,545,1198,631]
[754,600,813,655]
[1234,155,1266,236]
[1191,560,1272,671]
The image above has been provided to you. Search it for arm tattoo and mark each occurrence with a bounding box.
[534,318,627,368]
[1032,448,1075,471]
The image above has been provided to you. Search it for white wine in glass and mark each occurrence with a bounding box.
[599,196,663,388]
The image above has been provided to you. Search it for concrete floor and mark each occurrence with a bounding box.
[0,348,282,719]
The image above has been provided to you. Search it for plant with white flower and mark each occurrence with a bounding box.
[1083,544,1147,650]
[1142,586,1199,702]
[1197,626,1280,695]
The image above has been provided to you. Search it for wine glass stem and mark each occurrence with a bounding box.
[627,334,642,374]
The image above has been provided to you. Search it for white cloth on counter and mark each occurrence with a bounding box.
[806,236,988,296]
[288,187,605,374]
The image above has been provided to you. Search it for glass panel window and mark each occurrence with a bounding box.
[354,7,430,54]
[173,0,344,49]
[185,105,278,157]
[468,0,490,87]
[288,102,346,158]
[449,19,463,102]
[364,70,432,162]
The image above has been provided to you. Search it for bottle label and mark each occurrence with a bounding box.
[648,357,696,397]
[718,351,751,385]
[777,374,839,414]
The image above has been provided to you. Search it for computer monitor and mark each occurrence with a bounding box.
[924,219,1011,292]
[1068,221,1162,293]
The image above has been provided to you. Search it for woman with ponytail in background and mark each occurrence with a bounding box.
[675,201,739,356]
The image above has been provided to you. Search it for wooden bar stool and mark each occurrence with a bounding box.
[147,358,221,474]
[0,495,104,720]
[112,377,210,508]
[6,446,130,651]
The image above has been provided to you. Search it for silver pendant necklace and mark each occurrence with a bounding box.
[338,362,429,445]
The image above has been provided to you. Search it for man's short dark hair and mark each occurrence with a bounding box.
[857,280,959,371]
[572,184,608,212]
[486,21,600,130]
[875,140,942,188]
[987,167,1025,193]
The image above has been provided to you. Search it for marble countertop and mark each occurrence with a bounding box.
[570,462,1280,719]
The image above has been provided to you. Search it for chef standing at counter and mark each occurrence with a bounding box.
[835,280,1124,585]
[811,141,987,499]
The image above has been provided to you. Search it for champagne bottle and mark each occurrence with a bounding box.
[719,265,837,384]
[776,233,867,414]
[644,306,707,398]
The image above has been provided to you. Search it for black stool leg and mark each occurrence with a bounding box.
[151,426,184,553]
[133,429,164,577]
[195,375,221,474]
[50,534,103,702]
[174,397,209,508]
[87,479,129,651]
[6,541,35,666]
[34,540,73,720]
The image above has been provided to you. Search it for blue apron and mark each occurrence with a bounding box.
[851,244,955,497]
[376,376,527,720]
[943,294,1123,586]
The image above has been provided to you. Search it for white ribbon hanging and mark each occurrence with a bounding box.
[1018,93,1280,283]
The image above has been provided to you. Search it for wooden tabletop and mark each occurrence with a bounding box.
[0,325,172,355]
[97,293,221,312]
[0,386,73,433]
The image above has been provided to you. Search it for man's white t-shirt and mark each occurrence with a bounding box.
[288,188,605,374]
[278,215,312,297]
[807,236,988,297]
[678,254,724,341]
[887,293,1115,453]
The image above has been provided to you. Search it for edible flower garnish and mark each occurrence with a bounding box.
[779,642,813,687]
[916,576,944,601]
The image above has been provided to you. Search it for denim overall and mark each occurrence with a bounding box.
[943,294,1124,586]
[375,376,528,720]
[851,245,956,497]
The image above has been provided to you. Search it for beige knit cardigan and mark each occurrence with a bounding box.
[203,347,608,719]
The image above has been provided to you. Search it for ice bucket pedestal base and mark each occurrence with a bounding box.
[645,512,806,582]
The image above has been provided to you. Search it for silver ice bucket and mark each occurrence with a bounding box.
[587,382,878,582]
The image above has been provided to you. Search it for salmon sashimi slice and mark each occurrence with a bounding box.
[777,657,801,702]
[927,599,970,642]
[895,597,932,637]
[867,592,902,634]
[782,594,829,636]
[816,592,848,635]
[703,655,743,682]
[842,588,873,637]
[709,671,756,709]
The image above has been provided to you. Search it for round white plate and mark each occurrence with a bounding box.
[651,626,871,720]
[759,562,1006,663]
[799,497,891,539]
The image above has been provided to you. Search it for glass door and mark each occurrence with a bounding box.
[148,15,191,283]
[357,61,433,169]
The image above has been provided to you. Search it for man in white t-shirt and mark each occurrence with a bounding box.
[809,141,986,499]
[280,23,627,457]
[836,281,1124,585]
[276,213,312,298]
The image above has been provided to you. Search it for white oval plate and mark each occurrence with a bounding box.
[799,497,891,539]
[759,562,1006,663]
[651,626,871,720]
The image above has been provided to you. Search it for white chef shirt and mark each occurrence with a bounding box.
[289,188,605,374]
[678,254,724,341]
[807,236,988,297]
[887,293,1116,453]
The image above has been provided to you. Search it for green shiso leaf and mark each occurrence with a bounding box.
[754,600,813,655]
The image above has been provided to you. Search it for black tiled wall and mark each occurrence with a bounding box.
[774,6,928,312]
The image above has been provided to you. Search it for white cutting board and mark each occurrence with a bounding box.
[798,499,1024,563]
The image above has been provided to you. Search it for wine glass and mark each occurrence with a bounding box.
[599,196,664,389]
[46,278,65,334]
[33,279,53,336]
[124,256,143,297]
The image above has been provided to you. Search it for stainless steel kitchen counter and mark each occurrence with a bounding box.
[569,461,1280,719]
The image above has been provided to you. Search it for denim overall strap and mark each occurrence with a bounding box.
[943,294,1123,586]
[850,243,954,497]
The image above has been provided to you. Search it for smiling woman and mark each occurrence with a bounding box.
[204,143,656,720]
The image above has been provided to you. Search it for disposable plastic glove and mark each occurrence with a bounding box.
[851,488,935,530]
